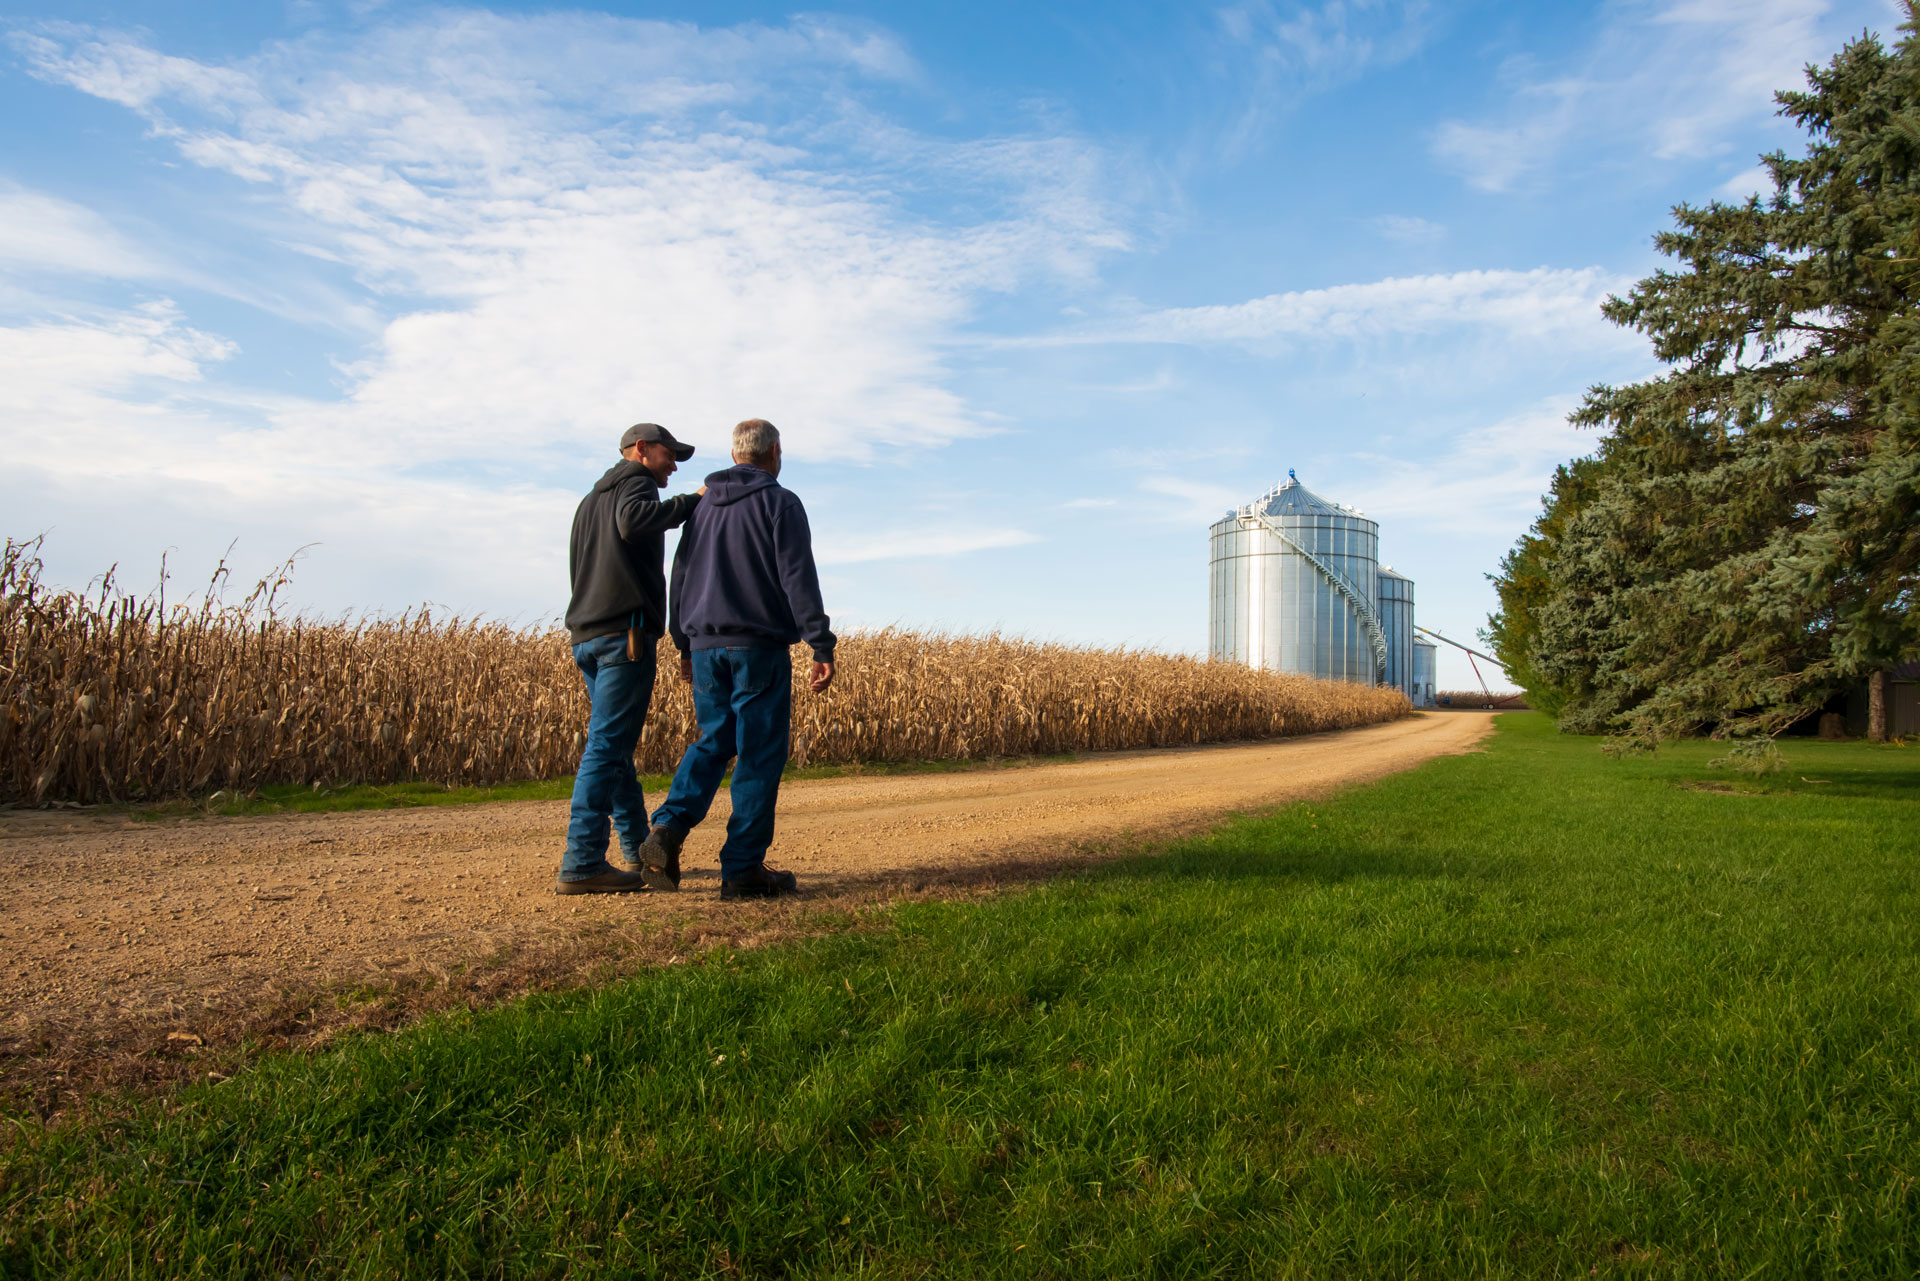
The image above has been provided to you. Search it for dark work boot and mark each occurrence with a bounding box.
[555,868,649,895]
[631,825,687,891]
[719,864,799,901]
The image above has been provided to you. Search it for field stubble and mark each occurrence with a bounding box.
[2,539,1407,805]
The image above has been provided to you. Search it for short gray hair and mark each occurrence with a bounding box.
[732,418,779,463]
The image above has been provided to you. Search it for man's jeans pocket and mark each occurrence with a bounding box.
[733,647,789,694]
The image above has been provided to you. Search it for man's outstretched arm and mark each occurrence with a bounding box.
[614,474,700,542]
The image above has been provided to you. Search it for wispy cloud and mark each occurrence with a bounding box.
[818,528,1042,564]
[1217,0,1433,77]
[1717,164,1775,198]
[1036,267,1631,349]
[1339,394,1598,535]
[1152,476,1248,524]
[12,14,1127,464]
[0,179,379,332]
[0,183,158,280]
[1432,0,1887,192]
[1067,367,1179,394]
[3,12,1129,610]
[1,302,234,427]
[1370,213,1446,245]
[1212,0,1435,152]
[0,297,577,605]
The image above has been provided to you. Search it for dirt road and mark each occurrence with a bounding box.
[0,712,1493,1091]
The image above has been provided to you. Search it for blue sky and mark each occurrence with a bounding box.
[1,0,1903,688]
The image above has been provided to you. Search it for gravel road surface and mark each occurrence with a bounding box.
[1,712,1494,1087]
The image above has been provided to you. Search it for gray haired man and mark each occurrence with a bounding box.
[633,419,835,899]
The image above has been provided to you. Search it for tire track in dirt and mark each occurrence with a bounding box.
[0,712,1494,1101]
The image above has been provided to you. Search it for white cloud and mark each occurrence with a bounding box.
[1153,476,1248,524]
[1067,367,1178,394]
[1370,213,1446,245]
[0,180,383,333]
[13,16,1125,465]
[0,183,158,280]
[0,179,374,330]
[1431,79,1584,194]
[0,297,577,606]
[818,528,1042,564]
[1048,266,1631,349]
[1644,0,1836,159]
[11,26,259,111]
[1718,164,1775,198]
[1338,394,1599,534]
[1213,0,1435,152]
[0,302,234,422]
[2,13,1129,611]
[1217,0,1433,77]
[1432,0,1889,192]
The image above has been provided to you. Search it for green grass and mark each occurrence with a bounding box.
[126,753,1081,820]
[4,715,1915,1277]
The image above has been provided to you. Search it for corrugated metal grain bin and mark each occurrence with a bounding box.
[1412,638,1437,707]
[1379,567,1415,699]
[1208,473,1385,684]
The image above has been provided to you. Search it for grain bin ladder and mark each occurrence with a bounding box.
[1242,507,1389,682]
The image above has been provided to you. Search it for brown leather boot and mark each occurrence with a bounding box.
[719,864,798,901]
[555,868,649,895]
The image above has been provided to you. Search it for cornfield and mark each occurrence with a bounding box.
[2,538,1409,805]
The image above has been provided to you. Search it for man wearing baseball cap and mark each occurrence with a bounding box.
[556,422,702,894]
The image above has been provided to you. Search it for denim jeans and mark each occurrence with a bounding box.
[651,646,792,881]
[560,632,658,882]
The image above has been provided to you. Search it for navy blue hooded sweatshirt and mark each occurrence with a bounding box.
[668,464,835,662]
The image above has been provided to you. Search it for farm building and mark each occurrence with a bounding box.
[1846,662,1920,739]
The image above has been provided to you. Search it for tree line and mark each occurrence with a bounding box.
[1488,8,1920,745]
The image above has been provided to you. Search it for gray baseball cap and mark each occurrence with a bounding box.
[619,422,694,460]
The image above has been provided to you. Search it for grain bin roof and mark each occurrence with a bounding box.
[1250,475,1366,519]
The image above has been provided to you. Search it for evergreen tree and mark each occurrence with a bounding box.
[1491,10,1920,742]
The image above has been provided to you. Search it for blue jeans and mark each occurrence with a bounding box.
[651,647,792,880]
[560,633,658,882]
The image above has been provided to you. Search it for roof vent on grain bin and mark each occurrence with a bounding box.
[1207,472,1426,704]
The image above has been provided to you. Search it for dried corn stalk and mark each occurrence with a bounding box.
[1,538,1409,804]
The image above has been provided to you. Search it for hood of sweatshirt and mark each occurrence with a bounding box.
[592,459,671,494]
[699,463,780,507]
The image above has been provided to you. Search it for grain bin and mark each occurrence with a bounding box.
[1379,566,1415,698]
[1412,638,1437,707]
[1208,472,1385,683]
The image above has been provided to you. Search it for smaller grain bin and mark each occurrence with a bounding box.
[1412,638,1437,707]
[1378,567,1415,700]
